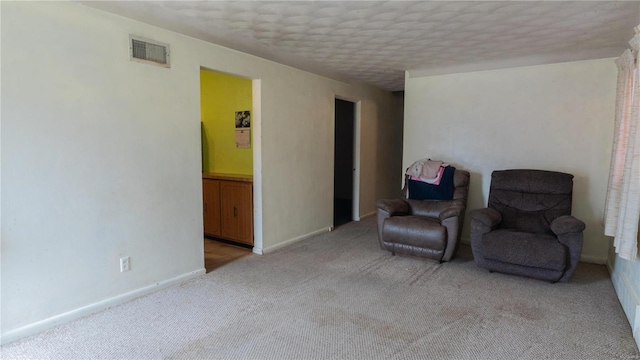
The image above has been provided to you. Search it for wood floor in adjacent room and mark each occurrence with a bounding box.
[204,238,252,273]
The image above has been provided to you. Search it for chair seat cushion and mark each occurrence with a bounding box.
[382,216,446,250]
[482,230,567,271]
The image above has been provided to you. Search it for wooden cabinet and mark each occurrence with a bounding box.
[203,173,253,246]
[202,179,221,237]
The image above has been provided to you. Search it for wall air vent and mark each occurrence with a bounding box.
[129,35,170,68]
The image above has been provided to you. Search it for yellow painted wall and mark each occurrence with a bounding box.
[200,69,253,175]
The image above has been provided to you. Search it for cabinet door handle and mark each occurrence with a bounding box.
[204,203,207,212]
[234,206,238,217]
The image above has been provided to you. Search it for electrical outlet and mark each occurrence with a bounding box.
[120,256,130,272]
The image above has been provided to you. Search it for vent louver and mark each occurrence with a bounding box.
[129,35,170,67]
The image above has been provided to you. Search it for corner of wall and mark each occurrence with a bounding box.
[635,304,640,350]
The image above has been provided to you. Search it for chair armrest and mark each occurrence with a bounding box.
[439,205,465,221]
[552,216,584,282]
[550,215,586,235]
[469,208,501,264]
[376,199,409,216]
[469,208,502,228]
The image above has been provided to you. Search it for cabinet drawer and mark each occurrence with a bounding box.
[220,181,253,245]
[202,179,221,237]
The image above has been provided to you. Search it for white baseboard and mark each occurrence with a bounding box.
[0,268,206,345]
[580,254,607,264]
[260,227,331,254]
[252,246,263,255]
[358,211,376,221]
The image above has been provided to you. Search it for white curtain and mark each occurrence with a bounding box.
[604,30,640,262]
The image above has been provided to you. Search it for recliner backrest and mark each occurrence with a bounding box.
[488,170,573,234]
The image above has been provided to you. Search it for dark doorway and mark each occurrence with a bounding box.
[334,99,355,227]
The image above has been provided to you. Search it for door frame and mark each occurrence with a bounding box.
[251,79,263,253]
[199,67,263,254]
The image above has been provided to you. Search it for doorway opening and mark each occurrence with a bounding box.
[334,98,356,228]
[200,68,254,272]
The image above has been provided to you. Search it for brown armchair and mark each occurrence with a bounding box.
[376,169,470,262]
[469,169,585,282]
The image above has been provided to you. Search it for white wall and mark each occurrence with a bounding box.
[609,242,640,349]
[404,59,617,263]
[1,2,403,342]
[359,92,405,219]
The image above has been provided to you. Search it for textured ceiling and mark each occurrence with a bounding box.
[83,1,640,91]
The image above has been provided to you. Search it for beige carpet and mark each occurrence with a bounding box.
[3,218,639,359]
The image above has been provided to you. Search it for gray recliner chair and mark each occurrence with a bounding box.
[470,169,585,282]
[376,169,470,262]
